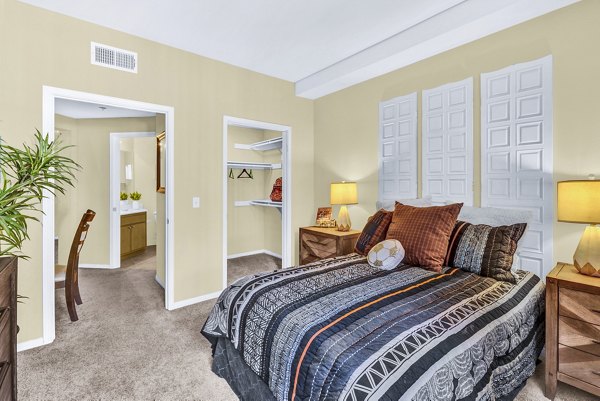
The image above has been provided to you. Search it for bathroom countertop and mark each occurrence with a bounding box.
[120,208,148,216]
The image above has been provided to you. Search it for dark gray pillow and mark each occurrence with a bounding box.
[445,221,527,283]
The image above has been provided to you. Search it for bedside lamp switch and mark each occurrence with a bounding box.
[192,197,200,208]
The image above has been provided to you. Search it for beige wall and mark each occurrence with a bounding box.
[55,115,156,266]
[228,127,268,255]
[227,127,282,257]
[0,0,314,344]
[313,0,600,268]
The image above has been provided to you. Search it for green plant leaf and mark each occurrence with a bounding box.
[0,130,80,258]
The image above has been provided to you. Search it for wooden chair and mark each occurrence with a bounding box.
[55,209,96,322]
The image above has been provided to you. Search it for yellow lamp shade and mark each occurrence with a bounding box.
[330,182,358,205]
[557,180,600,224]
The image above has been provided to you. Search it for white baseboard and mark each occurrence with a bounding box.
[17,337,45,352]
[79,263,119,269]
[228,249,282,260]
[262,250,282,259]
[169,290,221,310]
[155,274,165,288]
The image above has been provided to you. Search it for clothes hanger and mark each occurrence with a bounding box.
[237,168,253,179]
[229,169,234,179]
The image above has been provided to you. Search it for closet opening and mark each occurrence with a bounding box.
[222,116,292,289]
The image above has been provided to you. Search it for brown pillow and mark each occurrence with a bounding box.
[386,202,463,272]
[354,209,393,255]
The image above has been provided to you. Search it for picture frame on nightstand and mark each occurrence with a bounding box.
[315,207,336,227]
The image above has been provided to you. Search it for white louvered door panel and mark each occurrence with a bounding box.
[481,55,553,278]
[379,93,417,201]
[422,78,473,206]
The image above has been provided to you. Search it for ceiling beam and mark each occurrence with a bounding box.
[295,0,580,99]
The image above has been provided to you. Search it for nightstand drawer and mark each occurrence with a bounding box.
[559,345,600,388]
[559,287,600,325]
[299,227,360,265]
[560,316,600,357]
[300,234,337,264]
[547,263,600,399]
[302,233,336,252]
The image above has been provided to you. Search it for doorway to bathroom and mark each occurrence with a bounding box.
[42,86,175,348]
[109,131,158,275]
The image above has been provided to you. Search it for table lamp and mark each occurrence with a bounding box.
[330,182,358,232]
[557,180,600,277]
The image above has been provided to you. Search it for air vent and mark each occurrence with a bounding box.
[91,42,137,73]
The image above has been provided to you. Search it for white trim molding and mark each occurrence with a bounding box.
[17,337,45,353]
[42,86,176,349]
[170,291,222,310]
[227,249,283,260]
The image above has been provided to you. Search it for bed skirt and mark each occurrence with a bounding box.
[210,326,542,401]
[212,337,276,401]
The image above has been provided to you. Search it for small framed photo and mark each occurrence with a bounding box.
[315,207,336,227]
[316,207,332,221]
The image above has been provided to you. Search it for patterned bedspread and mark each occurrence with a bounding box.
[202,254,545,401]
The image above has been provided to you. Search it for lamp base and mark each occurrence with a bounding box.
[337,205,351,232]
[574,225,600,277]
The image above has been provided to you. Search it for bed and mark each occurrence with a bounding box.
[202,253,544,401]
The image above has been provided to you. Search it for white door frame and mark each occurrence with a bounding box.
[42,86,175,347]
[109,131,156,269]
[222,116,292,290]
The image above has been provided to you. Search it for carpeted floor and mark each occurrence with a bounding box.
[227,253,281,283]
[18,254,595,400]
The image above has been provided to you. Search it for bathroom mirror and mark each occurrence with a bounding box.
[156,131,166,193]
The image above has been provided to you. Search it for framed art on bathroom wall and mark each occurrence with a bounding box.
[156,131,166,193]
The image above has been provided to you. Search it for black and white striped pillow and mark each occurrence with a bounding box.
[445,221,527,283]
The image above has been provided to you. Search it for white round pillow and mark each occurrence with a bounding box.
[367,239,405,270]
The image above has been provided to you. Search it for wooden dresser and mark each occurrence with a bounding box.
[120,211,147,259]
[299,227,360,265]
[0,257,17,401]
[546,262,600,399]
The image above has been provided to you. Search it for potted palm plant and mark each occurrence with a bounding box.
[0,130,79,259]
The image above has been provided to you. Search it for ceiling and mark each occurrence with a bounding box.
[55,98,156,119]
[21,0,579,99]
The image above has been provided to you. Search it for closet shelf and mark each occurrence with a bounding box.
[227,161,282,170]
[234,200,282,208]
[251,200,282,208]
[234,137,282,151]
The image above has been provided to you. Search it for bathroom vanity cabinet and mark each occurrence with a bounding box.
[121,210,147,259]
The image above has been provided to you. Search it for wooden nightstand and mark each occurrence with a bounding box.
[546,262,600,399]
[299,226,360,265]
